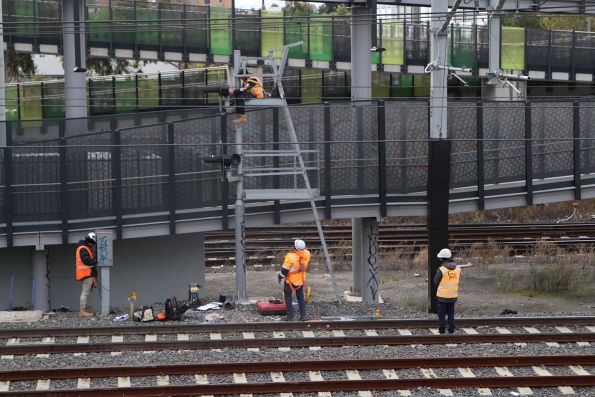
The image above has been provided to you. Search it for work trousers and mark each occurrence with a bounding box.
[283,282,306,320]
[233,90,256,114]
[80,277,94,310]
[437,301,456,334]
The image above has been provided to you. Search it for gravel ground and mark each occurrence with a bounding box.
[1,268,593,396]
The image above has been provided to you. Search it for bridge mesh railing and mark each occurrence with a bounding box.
[1,100,595,226]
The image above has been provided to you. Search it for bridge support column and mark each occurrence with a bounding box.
[63,0,87,121]
[351,6,372,103]
[32,249,49,312]
[352,218,381,304]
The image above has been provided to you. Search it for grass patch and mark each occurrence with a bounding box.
[405,294,427,313]
[496,261,594,297]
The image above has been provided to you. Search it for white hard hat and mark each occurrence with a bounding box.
[86,232,97,244]
[294,239,306,251]
[437,248,452,259]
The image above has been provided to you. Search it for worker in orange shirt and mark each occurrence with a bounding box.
[278,239,311,321]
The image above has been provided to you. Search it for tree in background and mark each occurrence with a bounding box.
[503,13,590,31]
[86,57,131,76]
[318,4,350,16]
[283,2,315,15]
[4,48,36,82]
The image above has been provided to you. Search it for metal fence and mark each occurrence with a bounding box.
[1,99,594,245]
[2,0,594,74]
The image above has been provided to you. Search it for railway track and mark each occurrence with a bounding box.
[1,317,593,356]
[1,355,593,396]
[205,223,595,266]
[1,317,593,395]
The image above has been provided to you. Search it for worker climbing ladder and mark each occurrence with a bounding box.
[226,42,340,302]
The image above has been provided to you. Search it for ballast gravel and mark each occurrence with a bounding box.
[1,299,593,396]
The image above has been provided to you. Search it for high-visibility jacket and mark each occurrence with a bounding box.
[282,249,311,290]
[75,245,95,281]
[243,76,265,99]
[436,265,460,299]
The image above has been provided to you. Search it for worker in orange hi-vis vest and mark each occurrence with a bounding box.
[75,232,98,318]
[433,248,473,334]
[224,76,265,124]
[278,239,311,321]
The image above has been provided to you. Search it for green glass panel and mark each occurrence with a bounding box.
[112,2,136,46]
[309,15,332,62]
[301,69,322,103]
[115,77,137,114]
[87,5,111,44]
[451,26,476,69]
[137,76,159,110]
[5,86,19,121]
[160,4,183,48]
[184,70,207,107]
[210,7,232,56]
[390,74,414,98]
[161,72,183,109]
[37,1,61,43]
[323,71,347,100]
[89,79,114,115]
[43,81,65,119]
[502,27,525,71]
[372,72,390,99]
[261,10,283,57]
[136,4,159,46]
[20,84,42,121]
[235,13,260,55]
[284,11,308,58]
[413,74,430,97]
[15,1,37,36]
[382,21,404,65]
[186,7,209,50]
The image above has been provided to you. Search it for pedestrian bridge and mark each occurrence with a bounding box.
[2,1,595,121]
[1,99,594,249]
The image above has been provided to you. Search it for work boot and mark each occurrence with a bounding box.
[79,309,93,318]
[234,114,247,124]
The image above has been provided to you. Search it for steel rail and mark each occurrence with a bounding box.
[4,376,595,396]
[1,333,593,355]
[1,355,592,381]
[1,317,593,338]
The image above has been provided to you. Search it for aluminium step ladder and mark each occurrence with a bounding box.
[229,43,340,301]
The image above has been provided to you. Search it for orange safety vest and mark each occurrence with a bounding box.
[282,249,311,291]
[436,265,460,299]
[245,76,265,99]
[75,245,95,281]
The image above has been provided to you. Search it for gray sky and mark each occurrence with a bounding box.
[237,0,287,10]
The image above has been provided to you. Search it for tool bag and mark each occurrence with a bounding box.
[133,306,154,322]
[165,297,189,321]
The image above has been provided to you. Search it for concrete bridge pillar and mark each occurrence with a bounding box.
[62,0,87,121]
[351,218,381,303]
[32,249,49,312]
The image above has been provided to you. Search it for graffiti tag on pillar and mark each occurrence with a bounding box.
[366,225,379,300]
[97,233,113,267]
[240,219,246,274]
